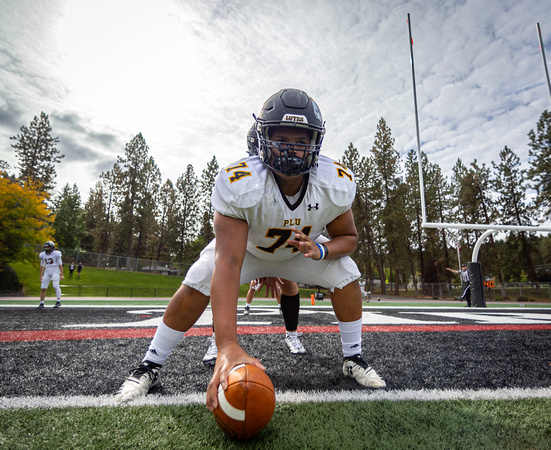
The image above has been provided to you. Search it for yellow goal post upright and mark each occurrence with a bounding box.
[407,14,551,306]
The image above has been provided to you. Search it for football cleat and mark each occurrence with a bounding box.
[243,305,250,315]
[54,302,61,308]
[115,361,161,402]
[343,355,386,388]
[285,333,306,355]
[202,336,217,367]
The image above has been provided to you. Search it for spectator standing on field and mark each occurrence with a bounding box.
[69,261,76,278]
[77,262,83,278]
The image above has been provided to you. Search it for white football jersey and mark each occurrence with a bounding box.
[212,155,356,261]
[39,250,63,272]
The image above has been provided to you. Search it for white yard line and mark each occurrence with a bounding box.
[2,387,551,410]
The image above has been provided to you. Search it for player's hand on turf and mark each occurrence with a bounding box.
[257,277,283,298]
[206,343,265,412]
[287,227,320,259]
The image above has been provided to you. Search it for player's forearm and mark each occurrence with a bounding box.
[211,265,240,347]
[323,234,358,259]
[211,212,248,347]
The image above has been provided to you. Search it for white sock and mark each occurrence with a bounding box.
[143,320,185,365]
[338,318,362,358]
[286,330,297,337]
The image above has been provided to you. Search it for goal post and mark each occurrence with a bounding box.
[407,14,551,307]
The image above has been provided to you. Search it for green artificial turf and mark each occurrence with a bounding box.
[1,399,550,449]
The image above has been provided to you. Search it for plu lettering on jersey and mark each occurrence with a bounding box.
[283,219,301,227]
[226,161,252,183]
[333,161,353,181]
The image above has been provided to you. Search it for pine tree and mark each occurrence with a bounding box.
[527,110,551,220]
[52,184,86,249]
[154,179,178,262]
[10,112,63,194]
[175,165,200,269]
[82,181,110,252]
[133,157,161,260]
[200,156,219,243]
[110,133,151,266]
[370,118,408,294]
[492,146,539,286]
[341,143,382,293]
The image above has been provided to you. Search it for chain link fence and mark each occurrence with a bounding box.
[374,282,551,301]
[54,247,191,276]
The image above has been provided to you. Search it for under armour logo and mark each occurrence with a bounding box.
[149,349,159,356]
[308,203,319,210]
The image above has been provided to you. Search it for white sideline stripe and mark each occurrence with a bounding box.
[1,387,550,410]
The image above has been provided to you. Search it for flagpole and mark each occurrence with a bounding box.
[407,13,427,225]
[536,23,551,103]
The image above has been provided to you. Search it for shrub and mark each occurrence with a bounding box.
[0,266,23,294]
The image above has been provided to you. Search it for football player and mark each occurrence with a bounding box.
[203,127,306,364]
[116,88,386,404]
[38,241,64,308]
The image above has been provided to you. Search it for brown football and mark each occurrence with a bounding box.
[213,363,276,440]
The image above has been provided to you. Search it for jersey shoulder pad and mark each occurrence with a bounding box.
[312,155,356,207]
[212,157,266,213]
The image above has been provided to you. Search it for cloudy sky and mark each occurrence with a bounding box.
[1,0,550,203]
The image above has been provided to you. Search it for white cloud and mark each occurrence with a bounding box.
[0,0,550,200]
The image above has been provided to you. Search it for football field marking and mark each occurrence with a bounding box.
[1,387,551,410]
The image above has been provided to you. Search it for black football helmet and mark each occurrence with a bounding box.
[43,241,55,253]
[247,124,258,156]
[255,88,325,176]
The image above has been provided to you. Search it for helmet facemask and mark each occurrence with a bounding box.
[258,131,321,176]
[43,241,55,254]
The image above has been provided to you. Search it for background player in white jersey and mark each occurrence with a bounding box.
[38,241,63,308]
[116,88,386,404]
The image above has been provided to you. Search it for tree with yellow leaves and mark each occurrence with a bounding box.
[0,174,54,268]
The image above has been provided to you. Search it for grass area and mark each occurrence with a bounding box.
[7,262,325,299]
[11,262,183,293]
[6,262,550,307]
[1,399,550,449]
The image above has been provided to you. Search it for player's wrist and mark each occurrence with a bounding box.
[315,243,329,260]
